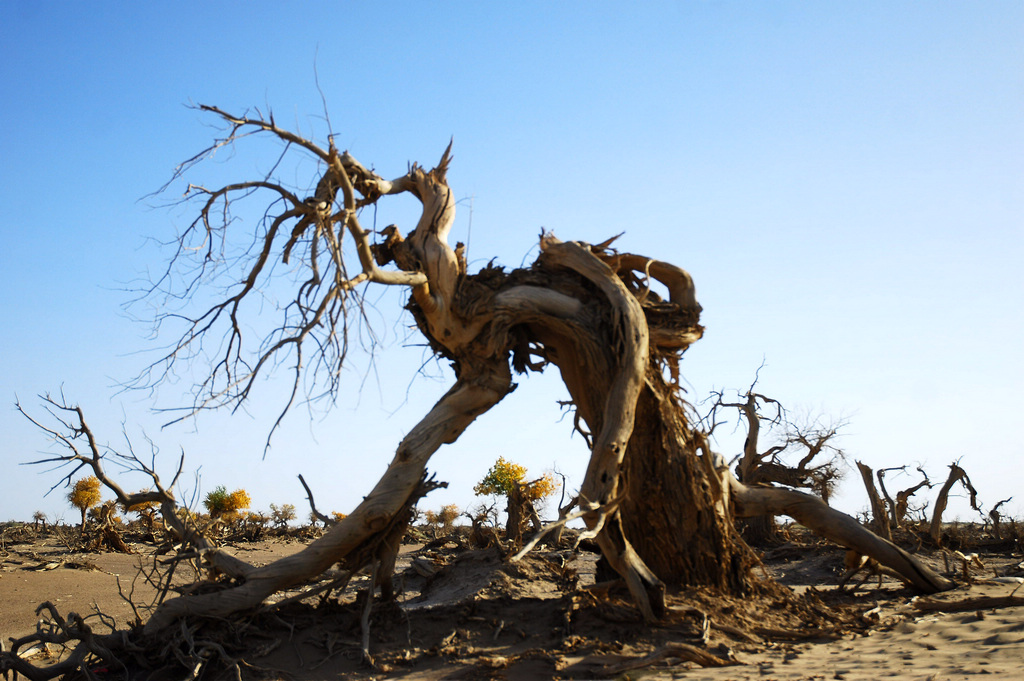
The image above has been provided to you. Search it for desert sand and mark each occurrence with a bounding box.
[2,524,1021,680]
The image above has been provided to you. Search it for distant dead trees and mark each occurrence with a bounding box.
[855,459,990,547]
[31,510,47,531]
[878,466,932,531]
[987,498,1014,540]
[854,463,932,541]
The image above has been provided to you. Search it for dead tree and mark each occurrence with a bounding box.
[129,105,952,611]
[705,380,845,543]
[16,393,252,580]
[6,105,956,678]
[12,396,442,678]
[856,461,892,541]
[876,465,932,530]
[987,497,1013,540]
[929,461,980,546]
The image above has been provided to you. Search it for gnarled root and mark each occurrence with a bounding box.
[594,515,666,622]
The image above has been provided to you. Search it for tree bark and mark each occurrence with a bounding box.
[620,373,756,592]
[523,239,752,611]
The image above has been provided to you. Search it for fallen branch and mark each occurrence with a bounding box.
[604,641,737,674]
[913,595,1024,613]
[730,479,953,593]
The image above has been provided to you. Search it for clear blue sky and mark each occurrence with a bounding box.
[2,2,1021,526]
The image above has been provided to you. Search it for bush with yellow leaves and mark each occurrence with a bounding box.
[423,503,461,537]
[203,485,251,521]
[68,476,103,535]
[474,457,556,503]
[474,457,556,548]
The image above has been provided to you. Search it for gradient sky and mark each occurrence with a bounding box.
[2,2,1021,527]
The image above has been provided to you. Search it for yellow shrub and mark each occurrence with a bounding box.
[68,476,102,515]
[203,486,252,519]
[474,457,556,502]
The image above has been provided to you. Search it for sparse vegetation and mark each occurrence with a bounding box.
[269,503,296,528]
[423,504,461,537]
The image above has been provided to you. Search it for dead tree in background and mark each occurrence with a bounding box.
[876,465,932,530]
[987,498,1013,540]
[929,461,980,546]
[856,461,893,541]
[705,380,845,543]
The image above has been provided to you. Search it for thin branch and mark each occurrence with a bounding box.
[298,474,335,527]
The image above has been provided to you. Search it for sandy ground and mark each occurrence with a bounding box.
[671,581,1024,681]
[2,527,1022,680]
[0,537,308,639]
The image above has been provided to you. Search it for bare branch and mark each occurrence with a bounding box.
[130,107,455,444]
[298,473,335,527]
[930,461,980,545]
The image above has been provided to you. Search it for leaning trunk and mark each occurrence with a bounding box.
[144,361,512,633]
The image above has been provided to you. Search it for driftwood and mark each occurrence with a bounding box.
[913,595,1024,613]
[605,642,737,674]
